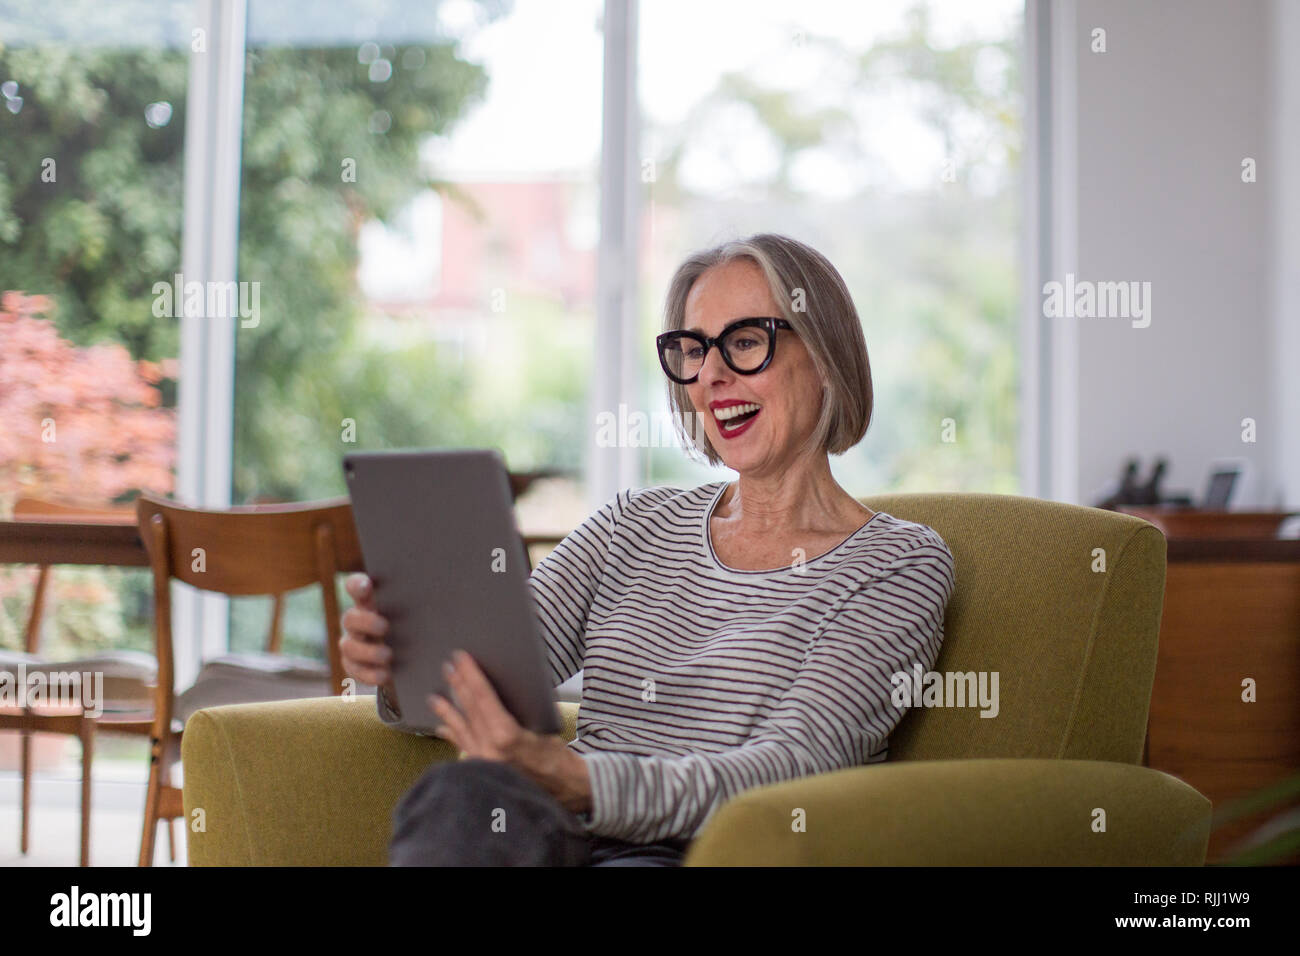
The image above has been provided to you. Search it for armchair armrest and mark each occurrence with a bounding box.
[182,696,581,865]
[682,758,1211,866]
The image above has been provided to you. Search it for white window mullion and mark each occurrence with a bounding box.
[174,0,247,687]
[1046,0,1079,505]
[589,0,641,510]
[1023,0,1079,504]
[1021,0,1048,500]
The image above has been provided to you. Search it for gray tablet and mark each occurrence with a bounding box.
[342,448,561,736]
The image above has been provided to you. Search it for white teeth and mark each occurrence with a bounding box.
[714,402,761,421]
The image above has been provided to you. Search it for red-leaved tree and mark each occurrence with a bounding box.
[0,291,176,509]
[0,291,177,652]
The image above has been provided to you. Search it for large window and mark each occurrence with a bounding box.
[0,0,194,780]
[228,0,603,655]
[637,0,1023,495]
[0,0,1025,706]
[0,1,193,654]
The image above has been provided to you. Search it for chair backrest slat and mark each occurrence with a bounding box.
[135,494,363,595]
[135,493,366,700]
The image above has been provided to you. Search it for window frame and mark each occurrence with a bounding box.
[175,0,1044,670]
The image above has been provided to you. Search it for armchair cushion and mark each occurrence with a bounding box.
[681,756,1210,866]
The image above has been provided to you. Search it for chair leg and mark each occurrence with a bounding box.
[79,718,94,867]
[19,730,31,856]
[138,736,164,868]
[163,734,181,864]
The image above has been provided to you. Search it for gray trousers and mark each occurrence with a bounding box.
[389,758,689,866]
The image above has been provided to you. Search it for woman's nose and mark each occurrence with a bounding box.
[699,342,732,382]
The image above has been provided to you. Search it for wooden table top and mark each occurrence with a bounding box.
[1117,507,1300,562]
[1165,538,1300,562]
[0,514,148,567]
[0,513,563,569]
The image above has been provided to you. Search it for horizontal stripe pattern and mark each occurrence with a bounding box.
[526,481,955,844]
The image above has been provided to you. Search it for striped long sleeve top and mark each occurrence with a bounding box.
[380,480,955,845]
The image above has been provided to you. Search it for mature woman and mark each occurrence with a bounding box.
[340,232,955,866]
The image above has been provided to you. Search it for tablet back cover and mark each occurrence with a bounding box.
[343,448,560,735]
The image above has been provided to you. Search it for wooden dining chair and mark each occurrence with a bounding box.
[133,471,570,864]
[133,493,365,866]
[244,496,295,657]
[0,495,154,866]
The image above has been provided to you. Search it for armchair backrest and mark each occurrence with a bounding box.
[858,493,1166,765]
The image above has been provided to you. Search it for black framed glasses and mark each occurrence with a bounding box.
[656,317,793,385]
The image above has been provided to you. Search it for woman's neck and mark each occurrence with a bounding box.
[715,464,871,535]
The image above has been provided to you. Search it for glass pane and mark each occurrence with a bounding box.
[638,0,1023,494]
[232,0,603,657]
[0,0,194,783]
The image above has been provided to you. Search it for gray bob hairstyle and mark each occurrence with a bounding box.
[662,233,873,467]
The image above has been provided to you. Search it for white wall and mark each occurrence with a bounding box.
[1271,0,1300,509]
[1061,0,1285,508]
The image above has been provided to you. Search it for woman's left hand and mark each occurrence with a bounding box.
[430,649,592,816]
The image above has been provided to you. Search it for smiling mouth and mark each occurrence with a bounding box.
[715,403,762,432]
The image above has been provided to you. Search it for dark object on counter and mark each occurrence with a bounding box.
[1202,467,1240,509]
[1118,458,1141,504]
[1096,456,1192,510]
[1096,457,1141,509]
[1135,457,1167,506]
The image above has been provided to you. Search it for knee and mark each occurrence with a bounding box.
[396,759,513,818]
[388,758,589,866]
[394,758,556,834]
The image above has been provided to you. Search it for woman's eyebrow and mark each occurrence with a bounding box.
[685,317,753,334]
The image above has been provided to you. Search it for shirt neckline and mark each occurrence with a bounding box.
[700,480,883,575]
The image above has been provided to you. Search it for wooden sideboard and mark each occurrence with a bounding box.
[1121,507,1300,864]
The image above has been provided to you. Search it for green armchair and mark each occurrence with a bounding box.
[181,493,1211,865]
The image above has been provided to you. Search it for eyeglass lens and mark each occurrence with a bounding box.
[662,325,772,380]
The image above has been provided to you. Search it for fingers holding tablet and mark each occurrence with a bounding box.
[341,573,395,691]
[345,572,376,611]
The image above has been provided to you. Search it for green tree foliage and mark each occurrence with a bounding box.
[233,31,496,500]
[0,0,508,504]
[0,0,512,658]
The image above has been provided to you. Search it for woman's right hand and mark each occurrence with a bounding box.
[340,573,398,708]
